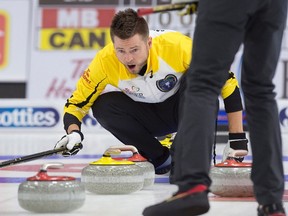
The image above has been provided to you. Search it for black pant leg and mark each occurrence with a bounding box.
[172,0,287,205]
[241,0,287,204]
[172,0,248,189]
[92,91,179,167]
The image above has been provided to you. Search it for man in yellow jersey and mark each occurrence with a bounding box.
[54,8,248,175]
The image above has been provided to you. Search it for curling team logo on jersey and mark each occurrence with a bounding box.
[0,107,59,127]
[156,74,177,92]
[279,107,288,127]
[123,86,145,99]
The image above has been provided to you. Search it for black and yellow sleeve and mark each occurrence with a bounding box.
[221,71,243,113]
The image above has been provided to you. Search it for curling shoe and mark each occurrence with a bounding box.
[257,203,286,216]
[222,138,248,162]
[142,184,209,216]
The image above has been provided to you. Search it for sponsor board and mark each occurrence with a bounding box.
[1,99,288,134]
[0,0,30,82]
[0,10,8,69]
[40,28,111,50]
[0,107,59,127]
[38,8,114,50]
[0,100,103,132]
[27,0,288,102]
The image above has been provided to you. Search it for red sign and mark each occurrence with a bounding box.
[0,11,8,68]
[41,8,115,28]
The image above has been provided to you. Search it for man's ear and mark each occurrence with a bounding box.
[148,36,152,48]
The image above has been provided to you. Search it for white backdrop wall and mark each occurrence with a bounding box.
[24,0,288,100]
[1,0,288,134]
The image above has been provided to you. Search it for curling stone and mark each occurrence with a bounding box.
[209,159,254,197]
[110,145,155,189]
[81,148,144,194]
[18,162,85,213]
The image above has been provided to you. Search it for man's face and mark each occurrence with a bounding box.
[113,34,151,74]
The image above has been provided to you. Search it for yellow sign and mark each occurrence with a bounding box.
[40,28,111,50]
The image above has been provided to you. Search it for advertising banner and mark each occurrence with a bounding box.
[0,0,31,82]
[0,99,104,133]
[0,10,8,69]
[2,0,288,160]
[1,99,288,134]
[28,1,116,99]
[27,1,288,102]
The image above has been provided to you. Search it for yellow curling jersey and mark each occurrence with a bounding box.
[65,29,238,122]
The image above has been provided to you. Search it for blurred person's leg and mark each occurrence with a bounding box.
[241,0,287,205]
[143,0,287,215]
[172,0,248,190]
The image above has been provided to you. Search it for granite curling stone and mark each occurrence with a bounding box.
[110,145,155,189]
[81,148,144,194]
[209,159,254,197]
[18,162,85,213]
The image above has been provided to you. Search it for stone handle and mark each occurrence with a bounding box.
[106,145,139,154]
[40,162,64,171]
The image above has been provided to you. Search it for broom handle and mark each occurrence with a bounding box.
[137,1,198,16]
[137,4,186,16]
[0,147,66,168]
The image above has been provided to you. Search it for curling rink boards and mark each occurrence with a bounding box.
[0,131,288,216]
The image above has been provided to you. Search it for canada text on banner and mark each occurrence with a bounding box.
[38,8,115,50]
